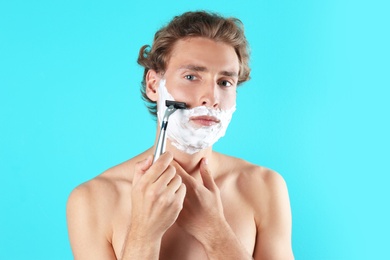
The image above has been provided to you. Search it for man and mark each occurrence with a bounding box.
[67,11,294,259]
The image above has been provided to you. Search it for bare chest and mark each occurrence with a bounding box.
[111,188,256,259]
[159,201,256,260]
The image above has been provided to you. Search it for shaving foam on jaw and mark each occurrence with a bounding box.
[157,79,236,154]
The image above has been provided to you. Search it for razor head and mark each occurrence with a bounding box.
[165,100,187,109]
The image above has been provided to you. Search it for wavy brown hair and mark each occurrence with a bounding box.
[137,11,251,118]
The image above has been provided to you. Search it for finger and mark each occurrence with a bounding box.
[133,155,153,185]
[134,155,153,173]
[140,155,153,171]
[171,160,197,188]
[166,174,183,193]
[144,152,174,183]
[162,179,186,201]
[155,165,176,186]
[176,183,186,203]
[160,176,185,210]
[199,158,217,191]
[172,183,186,208]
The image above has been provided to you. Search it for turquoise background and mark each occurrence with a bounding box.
[1,0,389,259]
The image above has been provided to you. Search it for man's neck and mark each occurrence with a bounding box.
[166,142,212,176]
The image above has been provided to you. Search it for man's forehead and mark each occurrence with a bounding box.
[166,37,240,75]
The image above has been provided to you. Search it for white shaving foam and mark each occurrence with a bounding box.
[157,79,236,154]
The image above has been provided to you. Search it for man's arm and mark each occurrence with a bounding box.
[66,185,117,260]
[199,219,254,260]
[253,170,294,260]
[67,153,186,260]
[120,153,186,259]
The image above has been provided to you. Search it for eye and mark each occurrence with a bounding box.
[219,80,234,87]
[184,75,197,81]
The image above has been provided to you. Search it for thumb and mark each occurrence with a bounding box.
[139,155,153,171]
[133,155,152,185]
[199,158,217,191]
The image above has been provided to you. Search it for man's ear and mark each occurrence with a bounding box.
[145,69,160,102]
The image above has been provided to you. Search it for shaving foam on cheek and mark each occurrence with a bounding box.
[157,79,236,154]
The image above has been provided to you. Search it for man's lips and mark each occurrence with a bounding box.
[190,115,220,126]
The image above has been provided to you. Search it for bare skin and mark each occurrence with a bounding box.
[67,37,294,259]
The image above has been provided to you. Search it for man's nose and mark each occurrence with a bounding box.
[200,81,219,108]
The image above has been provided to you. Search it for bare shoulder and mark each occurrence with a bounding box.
[66,151,149,216]
[67,171,122,220]
[213,153,293,259]
[214,152,290,219]
[66,162,131,233]
[214,152,287,194]
[68,160,130,203]
[66,158,142,259]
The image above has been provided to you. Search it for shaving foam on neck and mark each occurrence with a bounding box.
[157,79,236,154]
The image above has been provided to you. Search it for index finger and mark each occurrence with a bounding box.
[170,159,198,188]
[143,151,174,183]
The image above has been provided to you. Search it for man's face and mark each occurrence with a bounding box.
[160,37,239,113]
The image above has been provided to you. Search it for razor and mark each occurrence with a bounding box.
[153,100,187,163]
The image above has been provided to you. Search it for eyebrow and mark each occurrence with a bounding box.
[179,64,238,78]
